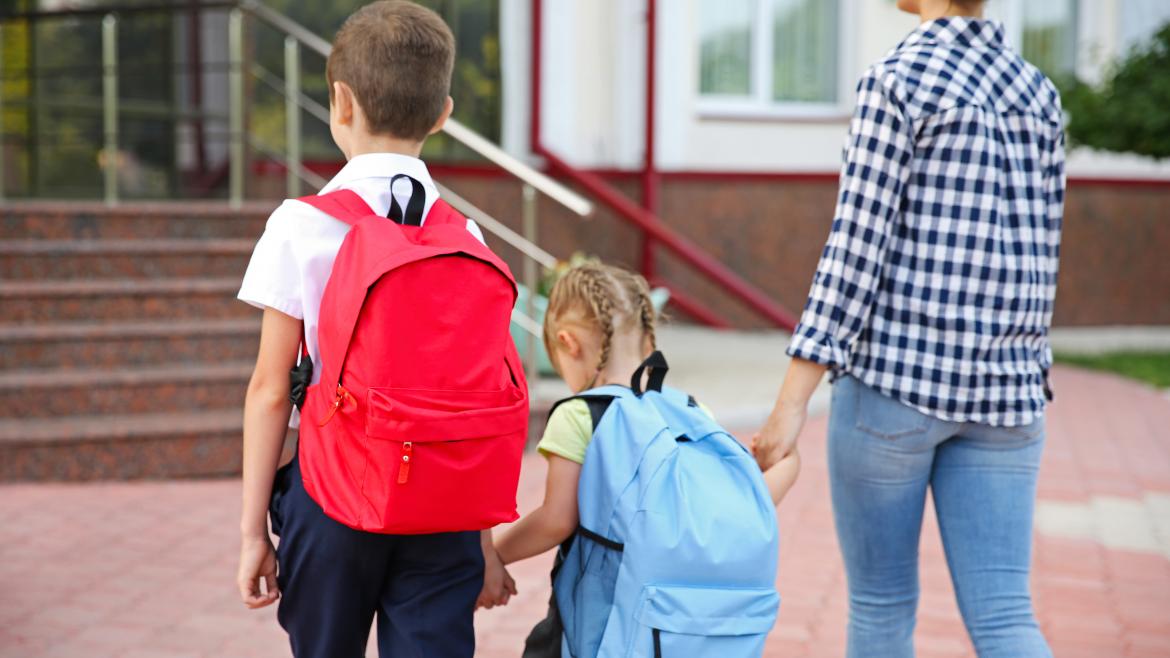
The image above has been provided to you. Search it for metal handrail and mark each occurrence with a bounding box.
[0,0,561,349]
[241,0,592,218]
[0,0,591,218]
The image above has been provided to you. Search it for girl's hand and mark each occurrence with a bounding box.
[476,545,517,610]
[237,534,280,609]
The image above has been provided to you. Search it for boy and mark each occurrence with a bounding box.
[235,3,511,656]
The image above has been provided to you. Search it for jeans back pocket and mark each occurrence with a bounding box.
[850,377,932,440]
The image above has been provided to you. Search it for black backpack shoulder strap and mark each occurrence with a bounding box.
[547,394,617,433]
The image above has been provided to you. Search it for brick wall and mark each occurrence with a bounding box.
[438,172,1170,328]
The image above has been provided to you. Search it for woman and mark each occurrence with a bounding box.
[752,1,1063,656]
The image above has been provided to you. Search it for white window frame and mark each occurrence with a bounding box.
[696,0,854,121]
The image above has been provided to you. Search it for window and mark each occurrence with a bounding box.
[1019,0,1079,80]
[698,0,843,115]
[990,0,1079,80]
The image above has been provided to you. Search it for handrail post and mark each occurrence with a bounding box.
[284,36,301,197]
[522,184,539,385]
[0,23,5,202]
[101,14,118,206]
[228,8,245,208]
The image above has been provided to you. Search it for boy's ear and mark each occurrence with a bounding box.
[332,81,355,126]
[428,96,454,136]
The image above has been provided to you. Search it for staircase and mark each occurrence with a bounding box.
[0,202,273,481]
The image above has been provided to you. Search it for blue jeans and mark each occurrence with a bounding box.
[828,376,1052,658]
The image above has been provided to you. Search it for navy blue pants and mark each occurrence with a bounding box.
[270,455,484,658]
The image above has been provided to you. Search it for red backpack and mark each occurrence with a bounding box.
[294,189,528,534]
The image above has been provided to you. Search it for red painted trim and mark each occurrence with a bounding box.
[538,147,799,331]
[659,170,840,183]
[1066,177,1170,189]
[641,0,659,281]
[530,0,543,155]
[655,280,733,329]
[261,160,1170,189]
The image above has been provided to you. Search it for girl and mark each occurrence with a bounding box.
[490,262,800,655]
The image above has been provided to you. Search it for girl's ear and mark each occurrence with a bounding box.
[556,329,582,358]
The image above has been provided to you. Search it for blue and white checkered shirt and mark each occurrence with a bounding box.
[787,18,1066,426]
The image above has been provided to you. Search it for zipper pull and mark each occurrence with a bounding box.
[397,442,413,484]
[318,384,355,427]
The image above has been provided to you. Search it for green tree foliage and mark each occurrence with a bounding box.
[1061,24,1170,159]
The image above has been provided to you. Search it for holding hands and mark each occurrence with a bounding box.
[477,531,518,610]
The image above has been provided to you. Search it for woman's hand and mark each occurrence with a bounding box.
[753,357,827,469]
[237,534,280,609]
[752,402,807,471]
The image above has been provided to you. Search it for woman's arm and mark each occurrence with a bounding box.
[495,455,582,565]
[237,308,300,607]
[756,69,913,465]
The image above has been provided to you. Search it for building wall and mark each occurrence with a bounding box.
[523,0,1170,181]
[436,171,1170,329]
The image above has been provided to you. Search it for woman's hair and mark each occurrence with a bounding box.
[543,262,657,379]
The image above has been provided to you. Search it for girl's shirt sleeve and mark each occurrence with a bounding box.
[537,400,594,465]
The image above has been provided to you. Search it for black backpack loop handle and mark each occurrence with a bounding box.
[631,351,669,396]
[387,174,426,226]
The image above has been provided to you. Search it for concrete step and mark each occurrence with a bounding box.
[0,362,252,419]
[0,319,261,370]
[0,239,254,279]
[1,201,271,240]
[0,278,251,323]
[0,411,252,481]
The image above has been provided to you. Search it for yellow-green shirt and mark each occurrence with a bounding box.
[537,397,715,465]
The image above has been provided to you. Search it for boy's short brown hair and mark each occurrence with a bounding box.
[327,1,455,141]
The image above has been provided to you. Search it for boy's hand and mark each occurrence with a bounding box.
[238,535,280,609]
[476,545,518,610]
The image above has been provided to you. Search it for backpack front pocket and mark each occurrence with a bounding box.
[629,585,779,658]
[361,385,527,533]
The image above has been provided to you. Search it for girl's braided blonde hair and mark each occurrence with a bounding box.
[543,262,657,384]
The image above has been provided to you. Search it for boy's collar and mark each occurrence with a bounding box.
[319,152,435,194]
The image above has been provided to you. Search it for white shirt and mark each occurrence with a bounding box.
[237,153,485,427]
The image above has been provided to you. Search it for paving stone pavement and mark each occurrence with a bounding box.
[1,366,1169,658]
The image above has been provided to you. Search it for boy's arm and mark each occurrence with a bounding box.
[495,455,581,565]
[237,308,300,608]
[762,450,801,506]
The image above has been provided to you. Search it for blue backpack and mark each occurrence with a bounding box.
[552,352,780,658]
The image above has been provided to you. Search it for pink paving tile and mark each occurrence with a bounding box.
[1,367,1170,657]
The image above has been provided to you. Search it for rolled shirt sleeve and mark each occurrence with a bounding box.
[787,69,914,372]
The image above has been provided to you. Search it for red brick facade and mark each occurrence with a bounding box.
[437,173,1170,328]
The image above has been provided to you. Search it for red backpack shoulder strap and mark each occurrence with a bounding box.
[423,199,466,227]
[295,189,376,226]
